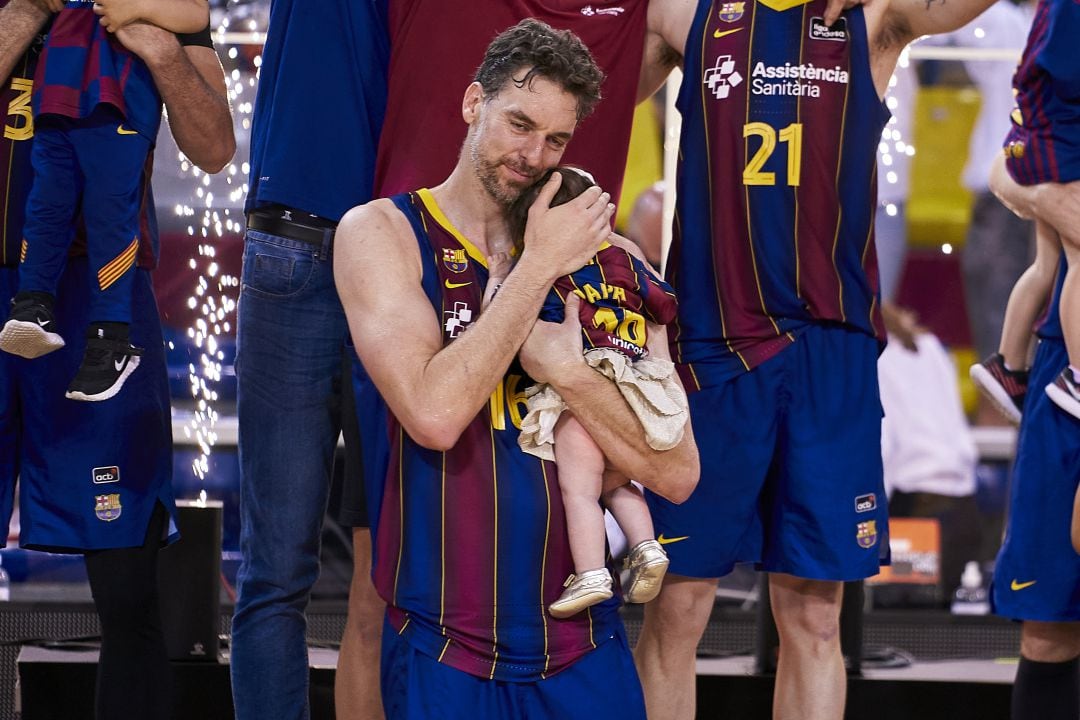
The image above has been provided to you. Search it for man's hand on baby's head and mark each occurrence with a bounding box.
[521,176,612,282]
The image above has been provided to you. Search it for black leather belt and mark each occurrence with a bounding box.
[246,206,336,247]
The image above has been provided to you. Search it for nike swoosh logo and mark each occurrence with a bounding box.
[114,358,125,371]
[445,280,471,289]
[116,125,139,135]
[1010,579,1037,591]
[36,319,50,328]
[657,534,689,545]
[713,28,744,39]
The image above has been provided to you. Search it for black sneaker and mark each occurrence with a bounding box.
[0,292,65,359]
[65,331,143,402]
[1046,368,1080,421]
[969,353,1028,425]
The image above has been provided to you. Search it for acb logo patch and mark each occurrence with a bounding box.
[92,465,120,484]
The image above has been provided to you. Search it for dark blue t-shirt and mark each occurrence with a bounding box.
[245,0,388,222]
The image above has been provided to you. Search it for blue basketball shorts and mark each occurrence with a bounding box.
[380,618,645,720]
[647,324,889,581]
[4,258,177,551]
[992,337,1080,621]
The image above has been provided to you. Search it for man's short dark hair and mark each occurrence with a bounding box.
[474,19,604,121]
[507,167,596,255]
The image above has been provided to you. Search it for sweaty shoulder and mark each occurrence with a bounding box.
[337,197,424,281]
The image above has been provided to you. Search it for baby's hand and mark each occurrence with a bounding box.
[481,252,512,310]
[94,0,144,32]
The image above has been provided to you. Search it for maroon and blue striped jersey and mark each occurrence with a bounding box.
[668,0,889,388]
[542,242,678,361]
[1,6,46,267]
[366,188,622,681]
[33,0,161,139]
[1004,0,1080,185]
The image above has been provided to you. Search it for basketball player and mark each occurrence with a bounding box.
[335,20,698,718]
[632,1,1002,718]
[0,1,233,717]
[987,112,1080,720]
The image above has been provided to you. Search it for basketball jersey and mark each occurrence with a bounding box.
[1003,0,1080,185]
[1,5,45,267]
[245,0,388,221]
[668,0,888,388]
[375,0,647,199]
[357,188,621,681]
[34,0,161,139]
[543,242,678,360]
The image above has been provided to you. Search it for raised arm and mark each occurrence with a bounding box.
[336,179,614,452]
[868,0,997,86]
[0,0,47,81]
[94,0,209,35]
[636,0,692,103]
[113,22,234,173]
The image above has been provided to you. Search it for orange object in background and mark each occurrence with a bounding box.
[868,517,942,586]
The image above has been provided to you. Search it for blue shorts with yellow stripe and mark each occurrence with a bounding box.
[20,107,151,324]
[380,617,644,720]
[647,323,889,581]
[3,258,177,551]
[992,337,1080,621]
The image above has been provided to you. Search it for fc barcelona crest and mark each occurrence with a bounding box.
[718,2,745,22]
[856,520,877,549]
[442,248,468,274]
[95,494,123,522]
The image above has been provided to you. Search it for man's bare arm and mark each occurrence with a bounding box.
[990,153,1080,238]
[637,0,693,103]
[871,0,997,67]
[0,0,47,81]
[519,295,699,504]
[114,22,234,173]
[336,179,613,452]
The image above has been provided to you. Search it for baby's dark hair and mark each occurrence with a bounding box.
[506,167,596,255]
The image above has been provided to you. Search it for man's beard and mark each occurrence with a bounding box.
[470,138,536,207]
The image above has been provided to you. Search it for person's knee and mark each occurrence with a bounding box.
[770,576,842,647]
[1021,622,1080,663]
[642,576,717,646]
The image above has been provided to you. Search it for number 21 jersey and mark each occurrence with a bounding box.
[669,0,889,388]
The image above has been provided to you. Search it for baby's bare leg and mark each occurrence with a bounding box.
[1000,220,1060,369]
[554,413,606,573]
[601,476,654,548]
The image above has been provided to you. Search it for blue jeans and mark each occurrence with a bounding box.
[230,229,347,720]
